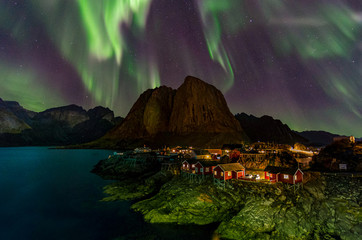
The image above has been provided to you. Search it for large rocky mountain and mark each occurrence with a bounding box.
[235,113,306,145]
[0,100,123,146]
[94,76,249,148]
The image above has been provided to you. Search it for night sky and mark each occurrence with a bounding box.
[0,0,361,136]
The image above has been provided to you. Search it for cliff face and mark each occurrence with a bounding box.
[235,113,306,144]
[169,76,242,134]
[100,76,248,148]
[108,86,175,139]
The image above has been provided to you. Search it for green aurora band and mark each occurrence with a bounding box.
[30,0,154,109]
[0,0,361,136]
[0,61,65,111]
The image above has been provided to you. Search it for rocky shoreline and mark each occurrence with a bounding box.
[93,158,362,240]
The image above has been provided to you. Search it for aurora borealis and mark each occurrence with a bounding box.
[0,0,361,136]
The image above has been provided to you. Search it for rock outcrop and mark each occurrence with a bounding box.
[216,174,361,240]
[97,76,249,148]
[235,113,306,144]
[97,163,361,240]
[132,177,242,225]
[312,140,362,171]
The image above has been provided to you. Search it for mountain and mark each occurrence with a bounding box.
[235,113,306,144]
[107,86,176,139]
[0,109,30,134]
[296,130,343,146]
[0,100,123,146]
[94,76,249,148]
[0,98,36,125]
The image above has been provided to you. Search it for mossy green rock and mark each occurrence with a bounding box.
[216,176,362,240]
[132,177,242,225]
[95,156,362,240]
[102,171,174,201]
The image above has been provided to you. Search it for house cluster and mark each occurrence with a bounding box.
[264,166,303,184]
[182,160,245,179]
[126,144,306,185]
[181,159,303,185]
[164,142,314,163]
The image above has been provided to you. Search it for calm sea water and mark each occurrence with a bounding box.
[0,147,216,240]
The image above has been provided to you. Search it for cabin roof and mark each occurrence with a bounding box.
[264,166,303,175]
[217,163,245,171]
[196,160,218,167]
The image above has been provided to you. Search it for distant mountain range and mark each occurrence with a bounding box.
[1,76,358,148]
[0,98,122,146]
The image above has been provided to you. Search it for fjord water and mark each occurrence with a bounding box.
[0,147,215,240]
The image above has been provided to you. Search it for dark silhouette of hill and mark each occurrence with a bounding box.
[235,113,306,144]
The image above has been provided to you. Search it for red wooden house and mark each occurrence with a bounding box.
[264,166,303,184]
[213,163,245,181]
[195,161,218,176]
[181,159,198,173]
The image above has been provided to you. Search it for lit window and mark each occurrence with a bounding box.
[266,173,269,176]
[192,164,195,168]
[205,167,209,172]
[284,175,289,179]
[228,172,231,177]
[214,171,217,176]
[294,175,297,180]
[221,172,224,177]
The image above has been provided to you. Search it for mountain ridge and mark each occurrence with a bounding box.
[235,112,307,145]
[0,101,123,146]
[2,76,358,148]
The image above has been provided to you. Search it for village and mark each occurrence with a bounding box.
[108,141,322,189]
[97,136,362,240]
[106,135,360,192]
